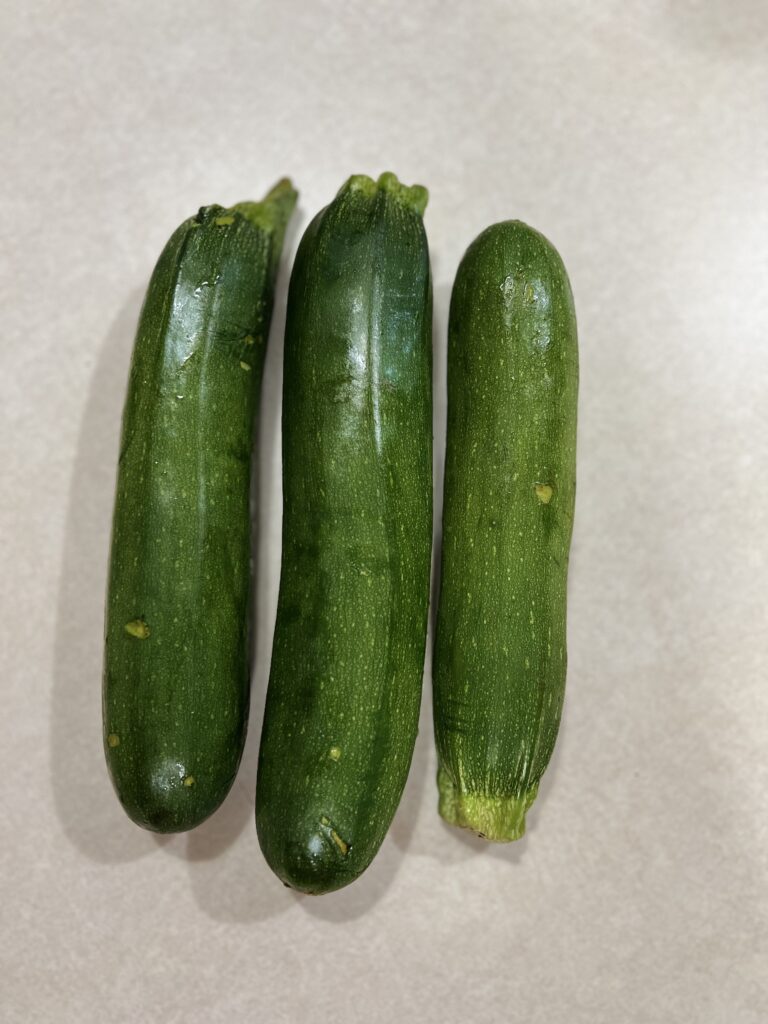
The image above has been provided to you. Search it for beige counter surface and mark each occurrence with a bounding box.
[2,2,766,1021]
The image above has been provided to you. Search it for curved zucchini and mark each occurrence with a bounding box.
[256,173,433,893]
[103,179,297,833]
[433,220,578,841]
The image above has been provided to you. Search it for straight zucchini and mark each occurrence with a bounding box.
[103,179,297,832]
[433,220,578,841]
[256,173,433,893]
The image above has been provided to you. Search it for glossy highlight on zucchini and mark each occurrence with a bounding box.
[256,172,432,894]
[433,220,578,842]
[103,179,297,833]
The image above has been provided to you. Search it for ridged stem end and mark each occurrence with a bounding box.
[338,171,428,216]
[437,766,539,843]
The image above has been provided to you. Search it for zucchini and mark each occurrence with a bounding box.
[103,179,297,833]
[256,173,432,893]
[433,220,578,841]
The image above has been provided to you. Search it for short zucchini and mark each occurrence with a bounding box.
[433,220,578,841]
[103,179,297,832]
[256,173,433,893]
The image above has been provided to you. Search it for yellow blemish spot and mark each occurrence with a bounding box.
[244,335,255,346]
[215,215,235,226]
[329,747,341,761]
[183,775,195,787]
[107,733,120,748]
[125,619,150,639]
[240,361,251,371]
[330,830,349,856]
[535,483,554,504]
[319,816,349,855]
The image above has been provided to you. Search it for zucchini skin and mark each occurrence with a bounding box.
[103,181,296,833]
[433,221,578,841]
[256,173,432,894]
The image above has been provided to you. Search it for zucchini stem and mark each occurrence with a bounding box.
[338,171,428,217]
[437,766,539,842]
[231,177,299,282]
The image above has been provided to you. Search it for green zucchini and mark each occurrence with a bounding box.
[256,173,432,893]
[103,179,297,833]
[433,220,578,841]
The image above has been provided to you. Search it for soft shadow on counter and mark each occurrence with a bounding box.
[293,839,406,924]
[166,768,294,924]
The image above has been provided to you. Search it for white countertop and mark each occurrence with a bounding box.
[2,2,766,1021]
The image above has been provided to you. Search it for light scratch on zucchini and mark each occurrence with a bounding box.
[330,830,348,856]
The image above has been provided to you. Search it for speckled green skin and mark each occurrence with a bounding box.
[434,221,578,841]
[103,181,297,833]
[256,173,432,894]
